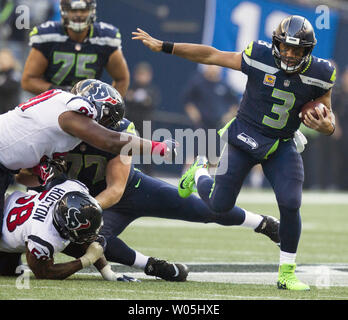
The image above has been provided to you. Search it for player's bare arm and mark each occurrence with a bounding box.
[15,169,41,188]
[21,48,51,95]
[26,248,82,280]
[132,28,242,71]
[95,155,131,209]
[59,110,177,159]
[58,111,153,156]
[106,49,130,98]
[303,89,335,135]
[26,241,103,280]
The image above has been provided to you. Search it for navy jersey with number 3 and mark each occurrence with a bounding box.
[29,21,122,87]
[238,40,336,139]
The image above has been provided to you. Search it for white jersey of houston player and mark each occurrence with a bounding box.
[0,180,89,260]
[0,89,97,170]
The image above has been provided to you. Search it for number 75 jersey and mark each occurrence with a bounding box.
[29,21,122,87]
[238,40,336,139]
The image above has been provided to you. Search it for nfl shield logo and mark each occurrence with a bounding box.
[284,80,290,87]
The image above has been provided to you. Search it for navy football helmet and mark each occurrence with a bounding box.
[60,0,96,33]
[53,191,103,244]
[272,15,317,73]
[71,79,125,128]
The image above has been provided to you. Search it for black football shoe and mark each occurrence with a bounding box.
[254,215,280,246]
[144,257,189,281]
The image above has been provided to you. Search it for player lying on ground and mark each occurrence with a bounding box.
[0,179,133,281]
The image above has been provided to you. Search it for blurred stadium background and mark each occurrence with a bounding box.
[1,0,348,189]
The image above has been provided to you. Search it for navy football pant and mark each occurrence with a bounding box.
[99,171,248,266]
[62,171,249,266]
[198,140,303,254]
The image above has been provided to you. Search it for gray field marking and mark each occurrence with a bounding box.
[79,262,348,287]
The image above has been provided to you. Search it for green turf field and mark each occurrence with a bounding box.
[1,189,348,301]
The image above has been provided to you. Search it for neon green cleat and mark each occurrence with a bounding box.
[277,263,310,291]
[178,156,209,198]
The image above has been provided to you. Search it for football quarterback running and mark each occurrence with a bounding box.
[133,15,336,290]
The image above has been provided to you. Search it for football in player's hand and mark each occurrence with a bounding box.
[300,101,327,123]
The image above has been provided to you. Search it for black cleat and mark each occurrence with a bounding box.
[144,257,189,282]
[254,215,280,245]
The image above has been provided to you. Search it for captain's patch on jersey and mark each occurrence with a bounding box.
[263,74,276,87]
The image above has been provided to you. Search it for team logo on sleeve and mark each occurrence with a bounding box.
[263,74,276,87]
[65,207,91,231]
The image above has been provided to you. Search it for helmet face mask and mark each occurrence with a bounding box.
[272,15,317,73]
[71,79,125,129]
[53,191,103,244]
[60,0,96,33]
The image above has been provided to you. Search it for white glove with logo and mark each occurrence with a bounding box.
[293,130,307,153]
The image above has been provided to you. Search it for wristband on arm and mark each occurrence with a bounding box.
[162,41,174,54]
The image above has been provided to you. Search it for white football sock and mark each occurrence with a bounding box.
[240,210,264,229]
[194,167,210,185]
[132,251,149,270]
[279,250,296,265]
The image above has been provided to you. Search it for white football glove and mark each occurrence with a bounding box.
[100,264,140,282]
[80,242,104,268]
[293,130,307,153]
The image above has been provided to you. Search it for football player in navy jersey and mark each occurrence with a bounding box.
[133,15,336,290]
[21,0,129,97]
[62,109,280,282]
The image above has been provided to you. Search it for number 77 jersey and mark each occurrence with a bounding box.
[238,40,336,139]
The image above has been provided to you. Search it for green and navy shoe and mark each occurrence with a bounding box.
[277,263,310,291]
[178,156,209,198]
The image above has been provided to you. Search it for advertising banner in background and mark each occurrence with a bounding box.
[203,0,339,93]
